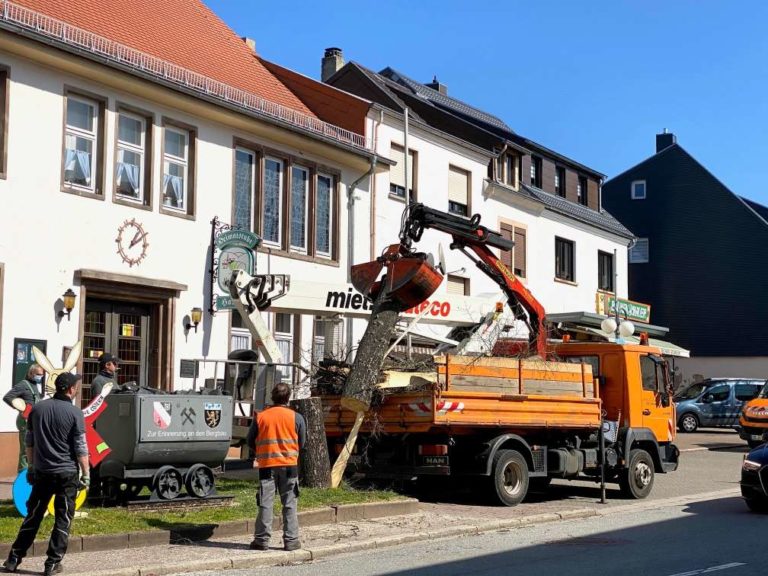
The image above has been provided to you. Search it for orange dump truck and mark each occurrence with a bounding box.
[323,340,679,505]
[322,204,678,505]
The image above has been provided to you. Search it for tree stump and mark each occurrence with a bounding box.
[291,397,331,488]
[340,294,402,412]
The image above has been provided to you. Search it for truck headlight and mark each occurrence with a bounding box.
[743,459,762,472]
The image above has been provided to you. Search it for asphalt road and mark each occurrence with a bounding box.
[200,495,762,576]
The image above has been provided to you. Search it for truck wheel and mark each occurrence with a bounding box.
[678,413,699,433]
[619,449,654,499]
[490,449,529,507]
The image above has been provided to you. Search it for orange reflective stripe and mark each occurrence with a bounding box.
[255,406,300,468]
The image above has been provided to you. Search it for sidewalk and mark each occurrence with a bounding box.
[1,488,739,576]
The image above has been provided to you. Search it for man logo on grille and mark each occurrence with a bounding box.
[204,402,222,428]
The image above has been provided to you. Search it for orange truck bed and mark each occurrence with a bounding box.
[322,355,601,435]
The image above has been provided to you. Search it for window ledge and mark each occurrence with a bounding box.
[61,185,105,201]
[554,277,578,287]
[114,197,152,211]
[159,206,195,221]
[260,246,339,267]
[388,193,407,203]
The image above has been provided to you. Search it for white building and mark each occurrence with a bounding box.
[0,0,385,475]
[324,56,634,344]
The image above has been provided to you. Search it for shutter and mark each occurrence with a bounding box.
[514,228,526,277]
[500,224,514,270]
[447,275,467,296]
[390,145,405,188]
[448,166,468,205]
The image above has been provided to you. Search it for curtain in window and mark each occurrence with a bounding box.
[276,338,292,383]
[316,176,331,254]
[116,162,139,196]
[263,160,281,243]
[65,148,92,185]
[163,174,183,207]
[291,168,307,249]
[234,150,254,231]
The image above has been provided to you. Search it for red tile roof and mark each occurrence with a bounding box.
[13,0,316,117]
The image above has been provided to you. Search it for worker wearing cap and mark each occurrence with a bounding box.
[247,382,306,552]
[3,373,90,576]
[90,353,119,397]
[3,364,45,471]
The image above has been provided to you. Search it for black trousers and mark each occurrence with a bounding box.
[10,471,78,566]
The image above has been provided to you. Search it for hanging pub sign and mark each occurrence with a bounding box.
[209,217,260,313]
[596,292,651,324]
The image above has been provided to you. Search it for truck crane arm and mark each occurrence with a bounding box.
[400,203,548,358]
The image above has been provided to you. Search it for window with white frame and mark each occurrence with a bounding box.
[448,165,469,216]
[230,310,252,352]
[64,95,99,192]
[631,180,646,200]
[316,173,333,257]
[555,237,575,282]
[274,313,294,383]
[234,147,256,231]
[262,157,283,246]
[629,238,649,263]
[163,126,189,211]
[115,112,147,202]
[291,166,309,252]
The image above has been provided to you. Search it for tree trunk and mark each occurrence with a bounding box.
[291,397,331,488]
[341,294,401,412]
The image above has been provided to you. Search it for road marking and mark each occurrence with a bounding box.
[667,562,746,576]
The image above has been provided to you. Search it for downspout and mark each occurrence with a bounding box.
[370,108,384,261]
[346,154,378,358]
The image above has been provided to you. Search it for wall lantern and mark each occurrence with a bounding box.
[186,307,203,333]
[57,288,77,320]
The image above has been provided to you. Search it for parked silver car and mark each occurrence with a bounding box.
[674,378,766,433]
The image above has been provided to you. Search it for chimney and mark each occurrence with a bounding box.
[426,75,447,95]
[321,47,344,83]
[242,37,256,54]
[656,129,676,153]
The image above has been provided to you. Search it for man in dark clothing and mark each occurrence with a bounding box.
[3,364,45,471]
[90,353,119,397]
[247,383,306,552]
[3,373,90,576]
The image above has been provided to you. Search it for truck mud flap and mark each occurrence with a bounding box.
[660,443,680,473]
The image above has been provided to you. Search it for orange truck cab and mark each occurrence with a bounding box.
[739,382,768,447]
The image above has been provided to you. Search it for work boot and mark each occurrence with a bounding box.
[43,562,62,576]
[1,555,20,573]
[284,541,301,552]
[249,540,269,551]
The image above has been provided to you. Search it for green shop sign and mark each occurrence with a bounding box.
[596,293,651,324]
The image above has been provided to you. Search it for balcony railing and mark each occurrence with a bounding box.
[0,0,369,150]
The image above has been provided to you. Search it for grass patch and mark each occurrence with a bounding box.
[0,478,402,543]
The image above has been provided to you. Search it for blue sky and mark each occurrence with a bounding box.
[206,1,768,204]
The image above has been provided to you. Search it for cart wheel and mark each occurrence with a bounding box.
[153,466,183,500]
[185,464,215,498]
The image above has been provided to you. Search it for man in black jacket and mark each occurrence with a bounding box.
[3,373,90,576]
[90,353,119,397]
[3,364,45,471]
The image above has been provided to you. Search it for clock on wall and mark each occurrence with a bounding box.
[116,218,149,267]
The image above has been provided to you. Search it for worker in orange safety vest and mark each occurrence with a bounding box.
[247,382,306,552]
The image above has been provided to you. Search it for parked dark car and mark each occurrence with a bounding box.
[674,378,765,433]
[741,441,768,512]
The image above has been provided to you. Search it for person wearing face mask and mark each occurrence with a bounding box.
[90,353,120,397]
[3,364,45,471]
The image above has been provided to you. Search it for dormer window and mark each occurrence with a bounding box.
[530,156,542,188]
[496,152,519,188]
